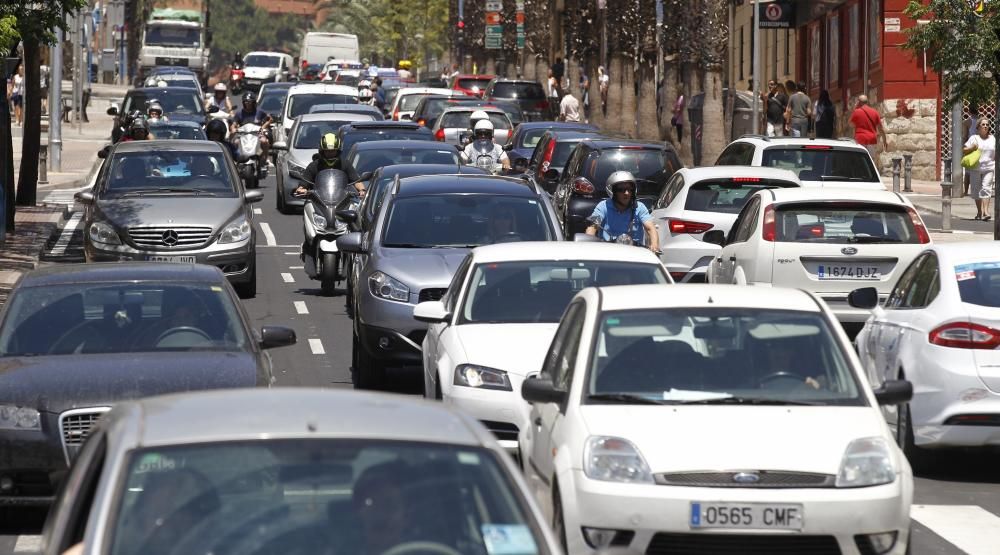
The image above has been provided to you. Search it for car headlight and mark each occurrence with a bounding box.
[583,436,653,483]
[312,212,328,228]
[287,160,306,179]
[454,364,511,391]
[218,215,252,244]
[88,221,121,245]
[0,405,41,430]
[368,271,410,302]
[836,437,896,488]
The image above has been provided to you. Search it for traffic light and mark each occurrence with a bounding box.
[456,19,465,48]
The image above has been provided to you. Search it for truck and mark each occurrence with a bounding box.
[298,33,360,70]
[137,5,211,84]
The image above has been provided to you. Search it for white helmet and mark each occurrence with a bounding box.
[214,82,227,92]
[605,170,637,197]
[470,110,489,127]
[359,88,373,101]
[473,119,494,140]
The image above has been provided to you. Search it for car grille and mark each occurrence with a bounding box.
[479,420,519,442]
[645,533,841,555]
[128,226,213,249]
[418,288,447,303]
[59,407,111,462]
[654,470,835,488]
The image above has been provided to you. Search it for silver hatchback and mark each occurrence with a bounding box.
[431,106,513,147]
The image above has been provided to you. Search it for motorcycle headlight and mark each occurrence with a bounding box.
[88,221,122,245]
[583,436,653,484]
[218,215,252,244]
[0,405,42,430]
[287,160,306,179]
[312,212,328,228]
[836,437,896,488]
[368,271,409,302]
[453,364,511,391]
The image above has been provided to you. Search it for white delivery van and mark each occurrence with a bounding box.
[299,33,360,69]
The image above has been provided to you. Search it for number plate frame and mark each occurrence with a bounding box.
[813,264,882,280]
[689,502,804,530]
[147,256,197,263]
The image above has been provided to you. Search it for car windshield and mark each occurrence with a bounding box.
[491,82,545,100]
[383,195,553,248]
[109,440,545,555]
[144,25,200,47]
[461,261,667,324]
[589,149,673,197]
[149,125,207,141]
[458,78,493,91]
[145,75,199,89]
[336,74,361,86]
[399,93,435,111]
[350,148,459,177]
[762,147,879,182]
[289,94,358,118]
[295,120,371,149]
[124,91,204,117]
[0,283,248,356]
[440,111,511,130]
[775,202,920,244]
[244,54,282,68]
[339,129,433,159]
[684,180,796,214]
[103,152,237,197]
[258,92,287,115]
[956,262,1000,307]
[587,308,863,406]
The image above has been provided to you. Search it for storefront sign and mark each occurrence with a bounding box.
[759,1,795,29]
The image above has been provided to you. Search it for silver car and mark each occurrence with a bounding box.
[273,112,380,214]
[431,106,513,147]
[78,140,262,298]
[337,174,563,389]
[39,388,561,555]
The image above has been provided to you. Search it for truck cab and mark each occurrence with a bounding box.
[138,8,210,84]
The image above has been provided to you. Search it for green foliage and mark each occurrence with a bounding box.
[208,0,304,69]
[0,16,18,53]
[322,0,450,68]
[904,0,1000,103]
[0,0,88,46]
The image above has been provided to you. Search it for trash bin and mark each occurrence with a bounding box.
[687,93,705,166]
[729,90,754,141]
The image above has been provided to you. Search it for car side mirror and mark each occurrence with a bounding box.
[873,379,913,406]
[259,326,296,349]
[702,229,726,247]
[272,141,287,151]
[573,233,600,243]
[245,190,264,203]
[336,231,365,253]
[521,375,567,405]
[413,301,450,324]
[335,209,358,222]
[502,143,513,151]
[97,145,110,159]
[359,171,373,182]
[106,103,119,116]
[543,168,559,181]
[848,287,879,310]
[74,191,95,204]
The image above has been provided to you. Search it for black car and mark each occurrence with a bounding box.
[108,87,207,142]
[552,139,682,236]
[354,164,488,232]
[336,122,435,170]
[522,129,604,194]
[257,82,296,120]
[343,140,462,183]
[0,263,295,506]
[504,121,600,166]
[482,78,550,122]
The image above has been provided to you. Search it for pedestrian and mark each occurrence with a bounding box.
[579,66,590,121]
[814,89,836,139]
[9,64,24,127]
[39,64,49,115]
[849,95,887,159]
[963,105,981,197]
[81,70,92,123]
[785,80,811,138]
[551,57,565,91]
[559,84,581,122]
[764,80,788,137]
[448,63,459,80]
[547,69,560,119]
[671,91,685,142]
[598,66,609,116]
[963,118,996,221]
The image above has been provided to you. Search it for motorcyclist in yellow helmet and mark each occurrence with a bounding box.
[294,133,366,197]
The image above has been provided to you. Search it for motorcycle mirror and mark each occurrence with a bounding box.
[502,143,513,151]
[335,209,358,222]
[208,105,220,114]
[106,103,119,116]
[97,145,110,159]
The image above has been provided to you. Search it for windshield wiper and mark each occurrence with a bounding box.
[588,393,672,405]
[116,188,165,197]
[677,396,820,406]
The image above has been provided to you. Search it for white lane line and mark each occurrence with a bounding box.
[289,265,304,269]
[50,213,83,256]
[257,245,301,249]
[308,338,325,354]
[14,535,41,553]
[283,251,299,255]
[281,273,295,283]
[253,207,263,215]
[259,222,277,246]
[911,505,1000,555]
[294,301,309,314]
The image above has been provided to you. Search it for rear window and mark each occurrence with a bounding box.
[762,147,879,182]
[519,129,547,149]
[685,180,797,213]
[588,149,676,197]
[775,202,920,244]
[399,93,431,111]
[440,111,511,130]
[956,262,1000,307]
[490,82,545,100]
[458,78,492,91]
[288,94,358,118]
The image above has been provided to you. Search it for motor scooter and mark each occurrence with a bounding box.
[300,169,356,294]
[230,62,245,94]
[232,123,268,188]
[462,140,505,175]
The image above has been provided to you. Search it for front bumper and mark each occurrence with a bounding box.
[85,236,255,284]
[442,374,530,453]
[0,418,69,506]
[560,470,910,555]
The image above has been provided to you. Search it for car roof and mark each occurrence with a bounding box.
[489,78,542,85]
[929,241,1000,264]
[260,82,296,92]
[112,139,223,153]
[396,174,537,197]
[287,83,358,95]
[471,241,665,264]
[546,130,604,142]
[596,284,822,312]
[396,87,457,96]
[297,110,378,123]
[379,164,486,178]
[580,138,673,150]
[455,74,495,79]
[675,166,801,182]
[245,51,288,57]
[131,86,200,95]
[19,262,225,288]
[735,135,864,149]
[516,122,599,132]
[109,388,486,447]
[351,139,448,151]
[765,187,910,205]
[440,106,506,114]
[342,121,424,130]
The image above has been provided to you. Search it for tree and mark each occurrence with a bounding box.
[699,0,728,163]
[0,15,18,233]
[208,0,302,73]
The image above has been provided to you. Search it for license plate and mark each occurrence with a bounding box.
[247,79,261,85]
[319,239,338,253]
[816,264,881,280]
[690,502,803,530]
[147,256,196,263]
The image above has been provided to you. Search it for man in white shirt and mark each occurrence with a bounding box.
[559,89,581,123]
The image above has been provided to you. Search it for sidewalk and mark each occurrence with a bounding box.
[887,175,980,221]
[0,205,68,305]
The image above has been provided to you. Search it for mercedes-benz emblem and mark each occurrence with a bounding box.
[161,229,179,247]
[732,471,760,484]
[841,247,858,255]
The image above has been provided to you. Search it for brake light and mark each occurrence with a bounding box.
[573,177,595,195]
[417,118,426,127]
[929,322,1000,349]
[392,108,400,121]
[669,271,688,281]
[301,60,308,68]
[538,140,556,178]
[762,205,776,241]
[668,219,714,234]
[802,145,832,150]
[906,207,931,244]
[731,177,761,182]
[535,100,549,111]
[434,128,445,141]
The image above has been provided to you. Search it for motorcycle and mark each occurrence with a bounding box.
[230,63,245,94]
[232,122,268,188]
[462,140,505,175]
[300,169,357,295]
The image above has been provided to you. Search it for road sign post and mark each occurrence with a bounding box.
[485,0,502,51]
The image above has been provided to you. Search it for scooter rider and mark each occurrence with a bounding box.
[231,92,272,161]
[462,120,510,171]
[293,133,366,197]
[123,116,152,141]
[585,170,661,254]
[461,110,490,146]
[146,102,167,123]
[206,82,233,113]
[206,119,236,158]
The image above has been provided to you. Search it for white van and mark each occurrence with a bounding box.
[242,51,295,93]
[299,33,360,69]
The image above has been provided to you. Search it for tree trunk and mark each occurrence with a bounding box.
[588,65,605,128]
[637,58,657,140]
[16,36,41,207]
[701,66,726,165]
[606,54,623,134]
[1,43,17,233]
[621,59,637,138]
[524,54,537,83]
[661,59,679,145]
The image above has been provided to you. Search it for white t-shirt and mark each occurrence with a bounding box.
[560,94,581,122]
[965,134,996,172]
[11,74,23,96]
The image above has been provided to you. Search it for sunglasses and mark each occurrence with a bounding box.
[612,183,636,193]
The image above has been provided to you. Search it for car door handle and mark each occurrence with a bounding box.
[534,416,542,426]
[729,256,736,262]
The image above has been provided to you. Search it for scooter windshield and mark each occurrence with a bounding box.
[314,169,351,207]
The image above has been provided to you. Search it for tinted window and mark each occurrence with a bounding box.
[258,92,287,115]
[295,120,370,148]
[440,111,511,130]
[383,195,553,248]
[762,147,879,182]
[520,128,548,149]
[126,91,203,117]
[350,148,459,176]
[289,94,358,118]
[335,74,361,86]
[955,261,1000,307]
[399,94,432,111]
[104,151,237,196]
[551,141,584,168]
[244,54,282,68]
[491,82,545,99]
[588,149,673,196]
[684,180,796,213]
[774,203,920,244]
[149,125,207,140]
[145,26,199,47]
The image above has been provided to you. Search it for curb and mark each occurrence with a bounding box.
[0,206,71,306]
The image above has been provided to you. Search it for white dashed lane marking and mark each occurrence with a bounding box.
[289,265,304,269]
[281,273,295,283]
[308,338,325,355]
[14,535,40,553]
[259,222,277,246]
[253,208,263,215]
[911,505,1000,555]
[294,301,309,314]
[50,212,83,256]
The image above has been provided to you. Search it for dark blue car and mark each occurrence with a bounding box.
[504,121,599,168]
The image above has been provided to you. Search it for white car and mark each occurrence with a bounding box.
[279,83,359,142]
[853,241,1000,469]
[388,87,465,121]
[241,51,294,92]
[519,284,914,554]
[651,166,801,282]
[716,136,883,189]
[706,187,930,334]
[414,242,671,454]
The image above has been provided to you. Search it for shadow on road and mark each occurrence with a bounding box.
[915,447,1000,484]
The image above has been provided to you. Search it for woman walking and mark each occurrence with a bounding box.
[814,90,836,139]
[963,118,996,221]
[9,65,24,127]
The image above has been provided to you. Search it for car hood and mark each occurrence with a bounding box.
[97,197,241,230]
[373,248,470,290]
[578,405,888,475]
[455,323,558,377]
[0,352,261,414]
[244,66,279,79]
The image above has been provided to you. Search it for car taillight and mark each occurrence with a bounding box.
[538,140,556,177]
[906,207,931,244]
[669,271,687,281]
[668,219,714,234]
[392,108,400,121]
[731,177,760,182]
[535,100,549,111]
[762,205,776,241]
[573,177,595,195]
[929,322,1000,349]
[802,145,832,150]
[434,128,445,141]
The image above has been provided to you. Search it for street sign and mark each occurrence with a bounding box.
[486,12,502,25]
[758,1,795,29]
[486,36,502,49]
[486,0,502,11]
[968,0,985,17]
[517,33,525,49]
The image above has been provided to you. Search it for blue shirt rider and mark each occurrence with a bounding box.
[585,171,661,254]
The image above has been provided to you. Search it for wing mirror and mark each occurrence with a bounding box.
[873,379,913,405]
[848,287,879,310]
[336,232,365,253]
[106,102,119,116]
[245,190,264,203]
[702,229,726,247]
[74,191,95,204]
[259,326,296,349]
[413,301,451,324]
[272,141,287,151]
[521,375,567,405]
[358,171,373,182]
[512,158,529,173]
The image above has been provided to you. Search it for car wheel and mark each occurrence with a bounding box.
[551,484,568,552]
[276,179,288,213]
[353,330,385,389]
[234,263,257,298]
[898,402,930,473]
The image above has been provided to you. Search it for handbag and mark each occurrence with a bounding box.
[962,148,982,169]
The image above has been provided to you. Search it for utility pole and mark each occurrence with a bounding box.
[78,9,86,134]
[751,0,760,135]
[50,26,63,172]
